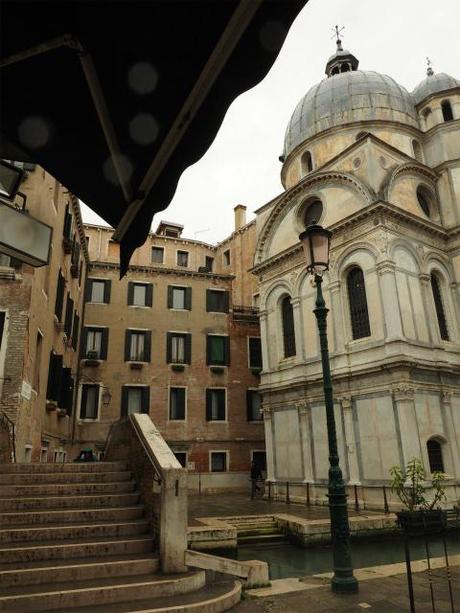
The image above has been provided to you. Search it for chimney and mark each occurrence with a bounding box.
[234,205,247,231]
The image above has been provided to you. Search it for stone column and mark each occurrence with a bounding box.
[442,391,460,479]
[296,401,313,482]
[262,404,276,482]
[340,396,361,484]
[328,280,345,354]
[419,273,435,344]
[258,310,270,370]
[393,385,423,468]
[291,297,304,360]
[376,261,404,341]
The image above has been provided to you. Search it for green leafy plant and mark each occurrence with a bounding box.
[390,458,447,511]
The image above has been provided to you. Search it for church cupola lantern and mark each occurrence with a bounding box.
[325,26,359,77]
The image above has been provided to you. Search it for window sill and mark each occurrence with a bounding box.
[46,400,58,412]
[250,367,262,375]
[84,358,101,367]
[129,361,144,370]
[171,364,186,372]
[209,365,225,374]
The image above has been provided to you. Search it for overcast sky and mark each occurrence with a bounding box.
[81,0,460,244]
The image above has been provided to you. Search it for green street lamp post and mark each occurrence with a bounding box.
[299,223,359,594]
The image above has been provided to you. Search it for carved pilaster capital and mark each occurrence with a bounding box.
[290,297,302,308]
[261,404,272,419]
[339,396,353,410]
[259,310,268,321]
[441,391,453,405]
[295,400,309,416]
[392,384,415,401]
[419,273,431,286]
[376,260,396,276]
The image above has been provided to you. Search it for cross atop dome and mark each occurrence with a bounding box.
[325,26,359,77]
[426,57,434,76]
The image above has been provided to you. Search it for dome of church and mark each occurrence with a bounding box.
[412,72,460,105]
[284,70,418,156]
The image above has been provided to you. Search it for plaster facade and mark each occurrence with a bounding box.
[0,165,88,462]
[254,46,460,507]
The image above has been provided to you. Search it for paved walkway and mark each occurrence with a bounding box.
[188,493,364,525]
[231,564,460,612]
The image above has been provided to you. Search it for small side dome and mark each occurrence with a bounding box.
[412,72,460,105]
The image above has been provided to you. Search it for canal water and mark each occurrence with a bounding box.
[232,535,460,579]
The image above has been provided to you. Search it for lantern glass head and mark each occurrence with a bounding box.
[102,388,112,406]
[299,224,332,273]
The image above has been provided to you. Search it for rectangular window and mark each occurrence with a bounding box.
[121,386,150,417]
[125,330,151,362]
[54,271,65,321]
[223,250,230,266]
[46,352,63,402]
[248,337,262,369]
[177,250,189,267]
[206,335,230,366]
[206,289,229,313]
[252,451,267,472]
[128,282,153,307]
[174,452,187,467]
[247,390,262,421]
[205,256,214,272]
[80,384,100,420]
[71,312,80,351]
[210,451,227,472]
[167,332,191,364]
[169,387,186,420]
[151,247,164,263]
[168,286,192,310]
[59,367,74,413]
[86,279,111,304]
[206,388,226,421]
[83,327,108,360]
[33,331,43,391]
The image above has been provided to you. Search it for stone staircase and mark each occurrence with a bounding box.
[231,515,286,545]
[0,462,240,611]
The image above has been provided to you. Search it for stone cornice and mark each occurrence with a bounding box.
[415,88,460,110]
[70,194,90,263]
[89,260,235,281]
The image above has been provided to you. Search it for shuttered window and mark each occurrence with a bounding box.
[169,387,186,420]
[80,384,99,419]
[121,386,150,417]
[64,295,74,337]
[206,335,230,366]
[166,332,191,364]
[46,352,63,402]
[71,312,80,351]
[347,267,371,340]
[167,286,192,310]
[124,330,151,362]
[248,337,262,368]
[210,452,227,472]
[206,289,229,313]
[81,327,109,359]
[127,282,153,307]
[59,368,74,414]
[247,390,262,421]
[206,388,226,421]
[85,279,111,304]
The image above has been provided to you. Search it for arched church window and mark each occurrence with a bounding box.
[340,63,350,73]
[427,439,444,473]
[412,140,423,163]
[303,199,323,227]
[281,296,296,358]
[416,186,432,218]
[301,150,313,175]
[332,67,339,75]
[430,273,449,341]
[441,100,454,122]
[347,267,371,340]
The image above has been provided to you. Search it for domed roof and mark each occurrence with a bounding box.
[412,72,460,105]
[284,70,418,157]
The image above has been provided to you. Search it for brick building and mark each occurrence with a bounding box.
[76,206,265,490]
[0,164,88,462]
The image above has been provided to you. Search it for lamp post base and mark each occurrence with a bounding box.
[331,574,360,593]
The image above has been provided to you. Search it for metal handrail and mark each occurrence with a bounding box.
[0,410,16,462]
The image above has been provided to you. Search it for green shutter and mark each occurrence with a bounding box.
[121,387,129,418]
[185,287,192,310]
[101,328,109,360]
[206,335,211,365]
[206,289,211,312]
[127,282,134,305]
[84,279,92,302]
[146,284,153,307]
[103,280,111,304]
[205,389,212,421]
[141,386,150,413]
[223,291,229,313]
[167,286,173,308]
[166,332,172,363]
[246,390,253,421]
[224,336,230,366]
[80,327,88,358]
[124,330,131,361]
[185,334,192,364]
[144,331,152,362]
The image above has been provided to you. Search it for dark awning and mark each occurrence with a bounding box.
[0,0,307,275]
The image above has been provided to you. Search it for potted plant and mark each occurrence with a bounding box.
[390,458,448,535]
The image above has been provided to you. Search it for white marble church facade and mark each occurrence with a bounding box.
[252,43,460,507]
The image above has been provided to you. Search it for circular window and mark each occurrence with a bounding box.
[304,199,323,226]
[416,186,432,218]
